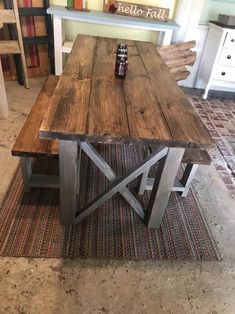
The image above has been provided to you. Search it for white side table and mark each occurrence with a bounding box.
[47,5,179,75]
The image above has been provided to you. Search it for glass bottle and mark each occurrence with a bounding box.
[115,44,128,79]
[115,54,128,79]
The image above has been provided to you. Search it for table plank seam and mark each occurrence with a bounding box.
[134,40,175,144]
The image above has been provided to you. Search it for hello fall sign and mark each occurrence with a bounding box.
[103,0,170,22]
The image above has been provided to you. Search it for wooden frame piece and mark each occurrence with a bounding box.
[20,157,59,192]
[59,141,168,226]
[146,148,185,228]
[138,155,201,199]
[0,59,9,118]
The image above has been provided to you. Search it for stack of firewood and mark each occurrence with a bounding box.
[157,40,196,81]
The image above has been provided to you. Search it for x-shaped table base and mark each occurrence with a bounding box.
[59,140,185,228]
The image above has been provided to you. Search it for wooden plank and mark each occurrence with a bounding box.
[0,9,16,23]
[0,40,20,54]
[80,141,145,219]
[12,0,29,88]
[3,0,25,86]
[87,37,129,142]
[103,1,170,22]
[180,164,199,197]
[40,35,97,139]
[62,35,97,78]
[173,71,190,81]
[123,43,172,143]
[136,41,213,148]
[40,35,213,149]
[169,65,187,74]
[12,75,59,157]
[182,148,211,165]
[75,147,168,224]
[158,49,196,63]
[0,58,9,119]
[47,5,179,31]
[163,52,196,68]
[32,0,49,76]
[157,40,196,52]
[146,148,185,228]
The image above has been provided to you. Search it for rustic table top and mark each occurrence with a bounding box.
[40,35,213,149]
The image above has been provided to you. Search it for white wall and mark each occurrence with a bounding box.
[200,0,235,24]
[174,0,235,88]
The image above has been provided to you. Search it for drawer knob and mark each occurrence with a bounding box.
[227,55,232,59]
[231,39,235,42]
[221,72,226,76]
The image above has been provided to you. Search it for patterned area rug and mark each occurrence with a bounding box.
[0,145,220,261]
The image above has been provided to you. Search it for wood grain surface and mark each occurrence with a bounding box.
[103,1,169,22]
[12,75,59,157]
[40,35,213,149]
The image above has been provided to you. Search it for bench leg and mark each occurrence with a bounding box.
[146,148,185,228]
[138,146,164,195]
[180,164,199,197]
[20,157,32,192]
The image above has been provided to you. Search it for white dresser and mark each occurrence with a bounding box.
[196,22,235,99]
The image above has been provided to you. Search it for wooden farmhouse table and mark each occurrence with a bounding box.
[40,35,213,228]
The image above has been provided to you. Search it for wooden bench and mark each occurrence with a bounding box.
[138,147,212,197]
[11,75,60,191]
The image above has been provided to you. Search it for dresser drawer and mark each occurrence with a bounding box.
[213,66,235,82]
[224,32,235,49]
[218,48,235,67]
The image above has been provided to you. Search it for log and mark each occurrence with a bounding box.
[157,40,197,81]
[164,53,196,69]
[173,71,190,81]
[169,65,187,74]
[157,40,196,52]
[158,49,195,62]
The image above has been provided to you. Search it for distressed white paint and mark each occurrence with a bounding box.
[53,14,63,75]
[0,58,9,119]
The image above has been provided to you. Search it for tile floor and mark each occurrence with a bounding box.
[185,88,235,197]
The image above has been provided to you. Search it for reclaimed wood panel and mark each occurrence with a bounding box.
[0,40,20,54]
[135,41,213,148]
[87,37,129,142]
[103,1,170,22]
[0,9,15,23]
[40,35,213,149]
[12,75,59,157]
[40,35,97,139]
[32,0,49,76]
[123,44,171,143]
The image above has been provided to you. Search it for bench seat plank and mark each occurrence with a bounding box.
[182,148,211,165]
[12,75,59,157]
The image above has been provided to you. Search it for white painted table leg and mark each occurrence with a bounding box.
[203,82,211,100]
[0,58,9,119]
[59,140,79,225]
[53,15,63,75]
[146,147,185,228]
[157,30,173,46]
